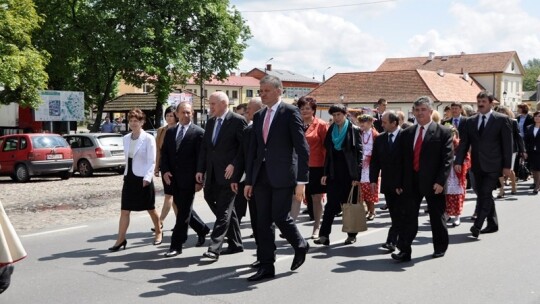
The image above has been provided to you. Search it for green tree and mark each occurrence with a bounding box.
[0,0,49,108]
[523,58,540,91]
[34,0,250,131]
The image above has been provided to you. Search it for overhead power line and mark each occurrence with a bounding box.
[239,0,397,13]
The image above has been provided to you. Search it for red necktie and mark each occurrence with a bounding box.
[413,126,424,172]
[263,108,273,143]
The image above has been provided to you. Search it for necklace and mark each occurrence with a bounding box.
[362,130,372,144]
[131,133,140,140]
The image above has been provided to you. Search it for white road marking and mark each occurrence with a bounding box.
[21,225,88,237]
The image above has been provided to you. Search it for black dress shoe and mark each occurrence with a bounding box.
[291,243,309,271]
[202,251,219,261]
[164,249,181,257]
[250,260,261,268]
[470,226,480,238]
[380,243,396,253]
[196,229,210,247]
[480,226,499,234]
[391,252,411,262]
[247,268,275,282]
[432,251,445,258]
[313,236,329,246]
[221,247,244,255]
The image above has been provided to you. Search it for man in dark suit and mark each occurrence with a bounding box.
[393,96,453,262]
[441,102,467,136]
[455,92,513,238]
[160,102,210,257]
[370,111,403,253]
[372,98,387,133]
[244,75,310,281]
[231,97,264,268]
[196,92,247,261]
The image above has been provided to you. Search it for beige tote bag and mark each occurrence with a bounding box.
[0,200,27,265]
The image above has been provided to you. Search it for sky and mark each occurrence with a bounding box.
[229,0,540,81]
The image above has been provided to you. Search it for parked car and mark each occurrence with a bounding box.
[0,133,73,183]
[63,133,125,177]
[146,129,158,137]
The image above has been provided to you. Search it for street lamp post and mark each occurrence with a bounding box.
[264,57,274,73]
[322,66,331,82]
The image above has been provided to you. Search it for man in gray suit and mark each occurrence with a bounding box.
[454,91,513,238]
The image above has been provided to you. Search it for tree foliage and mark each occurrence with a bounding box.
[33,0,250,130]
[0,0,49,108]
[523,58,540,91]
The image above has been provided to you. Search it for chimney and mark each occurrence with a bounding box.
[230,72,236,76]
[428,52,435,60]
[266,64,272,71]
[240,72,246,77]
[437,69,445,77]
[463,72,469,81]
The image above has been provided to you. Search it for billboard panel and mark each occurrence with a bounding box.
[35,91,85,121]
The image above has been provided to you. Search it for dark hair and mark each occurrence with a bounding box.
[328,104,347,115]
[444,105,451,111]
[297,96,317,116]
[385,110,399,126]
[236,103,247,112]
[128,108,145,121]
[533,111,540,118]
[377,98,387,105]
[476,91,494,102]
[164,106,175,116]
[450,102,462,108]
[517,103,530,114]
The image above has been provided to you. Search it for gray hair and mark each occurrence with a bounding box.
[413,96,433,109]
[462,104,475,117]
[248,97,263,109]
[260,75,283,90]
[210,91,229,104]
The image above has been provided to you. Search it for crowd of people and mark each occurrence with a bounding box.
[106,74,540,282]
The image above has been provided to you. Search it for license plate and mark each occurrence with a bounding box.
[111,150,124,156]
[47,154,63,160]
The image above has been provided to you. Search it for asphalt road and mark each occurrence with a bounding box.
[3,181,540,304]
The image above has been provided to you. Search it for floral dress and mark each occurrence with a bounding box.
[360,128,379,203]
[445,138,470,216]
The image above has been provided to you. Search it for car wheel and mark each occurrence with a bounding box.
[78,159,94,177]
[59,170,71,180]
[14,164,30,183]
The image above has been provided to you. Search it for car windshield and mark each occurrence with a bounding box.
[97,135,123,147]
[31,135,69,148]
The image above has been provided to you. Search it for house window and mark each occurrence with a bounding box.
[204,90,208,98]
[511,62,515,71]
[143,84,153,93]
[246,90,253,97]
[232,91,238,99]
[226,90,230,97]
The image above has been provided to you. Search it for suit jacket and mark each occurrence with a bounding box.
[441,116,468,138]
[232,124,252,183]
[161,123,204,190]
[517,114,534,134]
[245,102,309,188]
[524,125,540,154]
[323,120,363,181]
[398,122,453,196]
[122,130,156,182]
[455,111,513,173]
[511,119,525,153]
[373,112,384,133]
[369,129,403,194]
[197,111,246,186]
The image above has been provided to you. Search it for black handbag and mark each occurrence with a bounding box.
[517,159,530,181]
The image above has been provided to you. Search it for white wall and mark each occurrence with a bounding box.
[0,103,18,127]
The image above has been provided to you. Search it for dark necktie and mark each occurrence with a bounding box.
[478,115,486,135]
[212,118,222,145]
[176,125,184,150]
[413,126,424,172]
[388,133,394,148]
[453,118,459,127]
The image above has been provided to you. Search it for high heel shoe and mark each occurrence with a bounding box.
[108,240,127,252]
[313,236,329,246]
[153,232,163,246]
[151,223,164,232]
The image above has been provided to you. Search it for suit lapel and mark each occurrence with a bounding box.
[422,123,436,146]
[266,104,281,143]
[214,112,232,146]
[177,124,193,151]
[133,132,146,156]
[390,129,401,152]
[207,117,216,145]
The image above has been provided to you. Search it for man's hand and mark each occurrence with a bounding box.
[224,164,234,180]
[454,164,462,174]
[433,183,444,195]
[143,180,150,187]
[244,185,253,200]
[231,182,238,194]
[195,183,203,192]
[154,172,160,177]
[320,176,327,185]
[396,188,403,195]
[502,168,512,178]
[163,172,173,185]
[295,184,305,202]
[195,172,204,184]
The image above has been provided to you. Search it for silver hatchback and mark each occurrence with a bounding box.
[63,133,125,177]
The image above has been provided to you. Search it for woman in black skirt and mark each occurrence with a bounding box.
[109,108,162,251]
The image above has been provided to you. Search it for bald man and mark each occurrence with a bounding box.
[196,92,247,261]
